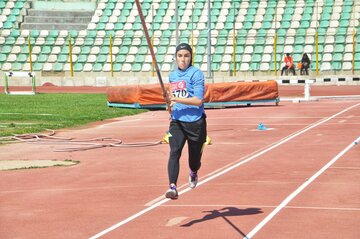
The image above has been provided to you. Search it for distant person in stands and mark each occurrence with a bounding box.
[300,53,311,75]
[164,43,207,200]
[281,53,296,76]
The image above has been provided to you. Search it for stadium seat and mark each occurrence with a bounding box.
[0,0,357,74]
[260,62,270,71]
[93,63,103,72]
[83,63,92,71]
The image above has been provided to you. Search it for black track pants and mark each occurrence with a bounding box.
[167,116,207,185]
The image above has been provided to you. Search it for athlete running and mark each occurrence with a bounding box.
[165,43,207,200]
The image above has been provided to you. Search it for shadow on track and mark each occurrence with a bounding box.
[181,207,263,237]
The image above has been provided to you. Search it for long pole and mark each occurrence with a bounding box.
[315,2,319,76]
[352,29,355,75]
[191,5,194,66]
[352,2,355,75]
[274,0,277,76]
[134,0,170,106]
[27,35,33,72]
[151,6,155,77]
[232,2,236,76]
[174,0,179,70]
[175,0,179,47]
[110,33,114,77]
[207,0,212,78]
[69,36,73,77]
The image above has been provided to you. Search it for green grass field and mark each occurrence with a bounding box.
[0,93,146,139]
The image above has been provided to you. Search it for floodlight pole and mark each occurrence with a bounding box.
[174,0,179,70]
[274,0,278,76]
[207,0,212,78]
[316,2,319,76]
[175,0,179,47]
[110,34,114,77]
[191,5,194,66]
[151,6,155,77]
[27,36,33,72]
[232,2,236,76]
[352,2,355,75]
[69,36,74,77]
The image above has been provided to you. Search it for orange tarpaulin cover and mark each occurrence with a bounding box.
[107,81,278,105]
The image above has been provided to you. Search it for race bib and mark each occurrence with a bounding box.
[171,80,189,98]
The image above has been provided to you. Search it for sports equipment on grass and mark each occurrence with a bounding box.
[4,72,36,95]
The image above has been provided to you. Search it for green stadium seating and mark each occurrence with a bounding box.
[53,63,64,71]
[0,0,358,74]
[93,63,103,72]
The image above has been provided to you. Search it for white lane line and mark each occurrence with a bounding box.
[314,95,360,99]
[161,204,360,211]
[89,197,172,239]
[282,206,360,211]
[331,166,360,170]
[89,102,360,239]
[244,135,360,239]
[144,195,167,207]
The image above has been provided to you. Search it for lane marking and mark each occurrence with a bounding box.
[244,135,360,239]
[89,197,172,239]
[165,217,189,227]
[314,95,360,99]
[161,205,360,211]
[144,195,167,207]
[144,183,190,206]
[331,166,360,170]
[89,102,360,239]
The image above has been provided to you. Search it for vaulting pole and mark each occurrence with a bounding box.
[135,0,170,107]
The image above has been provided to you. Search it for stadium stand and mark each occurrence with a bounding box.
[0,0,359,86]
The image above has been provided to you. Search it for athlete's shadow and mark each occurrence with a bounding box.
[181,207,263,236]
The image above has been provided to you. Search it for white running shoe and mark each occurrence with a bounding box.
[165,185,178,199]
[189,171,198,189]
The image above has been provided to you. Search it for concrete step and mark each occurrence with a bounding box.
[27,9,94,17]
[21,22,88,30]
[24,16,92,24]
[22,9,94,30]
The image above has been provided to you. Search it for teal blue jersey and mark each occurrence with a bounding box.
[169,66,205,122]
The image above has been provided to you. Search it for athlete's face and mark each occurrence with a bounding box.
[176,49,191,70]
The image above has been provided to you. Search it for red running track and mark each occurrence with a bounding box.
[0,89,359,239]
